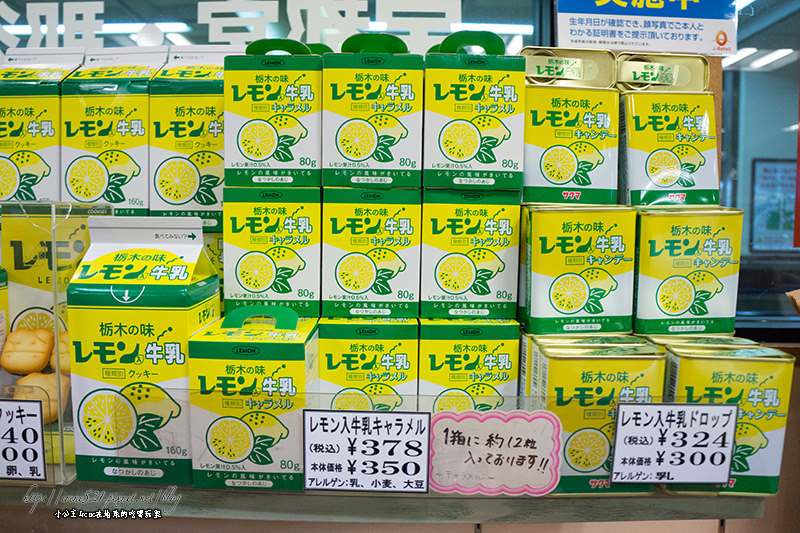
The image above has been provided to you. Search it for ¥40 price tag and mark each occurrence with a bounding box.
[303,410,430,493]
[611,403,737,484]
[0,399,46,481]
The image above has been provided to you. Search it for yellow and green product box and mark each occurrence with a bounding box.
[0,265,6,348]
[665,345,794,495]
[424,31,525,189]
[61,46,167,215]
[150,45,241,230]
[421,189,519,319]
[634,206,743,335]
[322,34,423,188]
[204,231,224,311]
[644,334,756,352]
[322,187,421,317]
[521,48,618,204]
[224,39,321,187]
[316,317,418,411]
[68,217,220,484]
[525,205,636,334]
[542,345,665,495]
[517,204,528,326]
[223,186,320,316]
[189,305,317,491]
[418,318,519,412]
[0,48,83,202]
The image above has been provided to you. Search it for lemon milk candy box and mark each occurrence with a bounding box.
[68,217,220,484]
[322,187,421,317]
[61,46,167,215]
[224,187,321,316]
[418,318,519,412]
[317,317,418,411]
[421,189,519,319]
[189,306,317,490]
[150,45,241,230]
[322,34,423,188]
[0,48,83,202]
[225,39,321,187]
[424,31,525,189]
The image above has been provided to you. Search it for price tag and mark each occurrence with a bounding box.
[0,399,46,481]
[303,410,430,492]
[611,403,737,484]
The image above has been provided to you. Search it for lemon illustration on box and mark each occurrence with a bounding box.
[225,39,321,187]
[189,305,318,490]
[223,187,320,317]
[322,34,423,188]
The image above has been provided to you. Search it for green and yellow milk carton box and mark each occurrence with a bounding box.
[424,31,525,189]
[204,231,224,308]
[61,46,167,215]
[542,345,664,495]
[517,204,528,326]
[0,48,83,202]
[665,346,794,495]
[189,305,317,490]
[68,217,220,484]
[317,317,418,411]
[322,34,423,188]
[418,318,519,412]
[150,45,241,230]
[521,47,618,204]
[634,206,743,335]
[322,187,421,317]
[421,189,519,319]
[0,265,6,348]
[223,187,321,316]
[225,39,321,187]
[525,205,637,334]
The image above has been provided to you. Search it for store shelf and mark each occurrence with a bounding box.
[0,482,765,523]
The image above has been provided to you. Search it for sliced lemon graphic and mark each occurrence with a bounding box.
[10,150,50,183]
[11,306,65,332]
[335,252,377,294]
[154,157,200,205]
[0,155,20,200]
[206,416,254,463]
[433,389,476,413]
[549,273,590,314]
[656,275,695,316]
[236,251,277,293]
[646,149,682,187]
[238,119,278,161]
[687,270,723,297]
[336,119,378,161]
[564,428,610,473]
[331,388,373,411]
[78,389,137,450]
[120,382,180,429]
[435,253,477,295]
[439,119,481,162]
[540,145,578,184]
[65,156,108,202]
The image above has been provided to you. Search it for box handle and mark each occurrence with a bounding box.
[438,31,505,55]
[245,38,311,56]
[221,305,299,330]
[306,43,333,55]
[341,33,408,54]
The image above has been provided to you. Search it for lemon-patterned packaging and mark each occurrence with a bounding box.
[322,187,421,317]
[149,45,241,230]
[224,187,320,316]
[0,265,6,349]
[525,205,636,334]
[317,318,418,411]
[635,207,743,335]
[225,39,321,187]
[421,189,519,319]
[418,318,519,413]
[0,48,83,202]
[322,34,423,188]
[61,46,167,215]
[665,346,794,495]
[68,217,219,484]
[521,47,618,204]
[541,345,664,495]
[189,305,317,490]
[424,31,525,190]
[517,203,528,326]
[203,231,224,308]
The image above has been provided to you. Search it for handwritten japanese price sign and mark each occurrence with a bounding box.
[611,403,737,484]
[0,399,46,481]
[430,411,561,496]
[303,410,430,493]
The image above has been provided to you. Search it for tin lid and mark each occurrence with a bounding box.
[525,204,636,213]
[521,46,616,88]
[667,345,794,363]
[530,334,647,346]
[541,345,664,359]
[645,335,757,347]
[617,53,709,92]
[637,205,744,217]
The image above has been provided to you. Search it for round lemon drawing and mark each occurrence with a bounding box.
[11,306,66,333]
[65,156,109,202]
[10,150,50,183]
[154,157,200,205]
[336,119,378,162]
[206,416,255,463]
[238,119,278,161]
[564,428,610,473]
[120,382,180,429]
[335,252,377,294]
[580,267,618,297]
[366,248,406,277]
[672,144,705,169]
[433,389,475,413]
[367,114,408,145]
[569,141,604,170]
[466,248,505,278]
[540,145,578,184]
[736,422,768,454]
[362,383,403,411]
[236,251,277,293]
[656,275,695,316]
[266,246,306,276]
[439,119,481,162]
[687,270,723,297]
[98,150,141,184]
[267,114,308,145]
[0,155,20,200]
[645,149,682,187]
[471,115,510,144]
[242,411,289,445]
[549,273,590,314]
[464,383,504,411]
[435,253,477,295]
[189,151,224,179]
[78,389,138,450]
[331,388,373,411]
